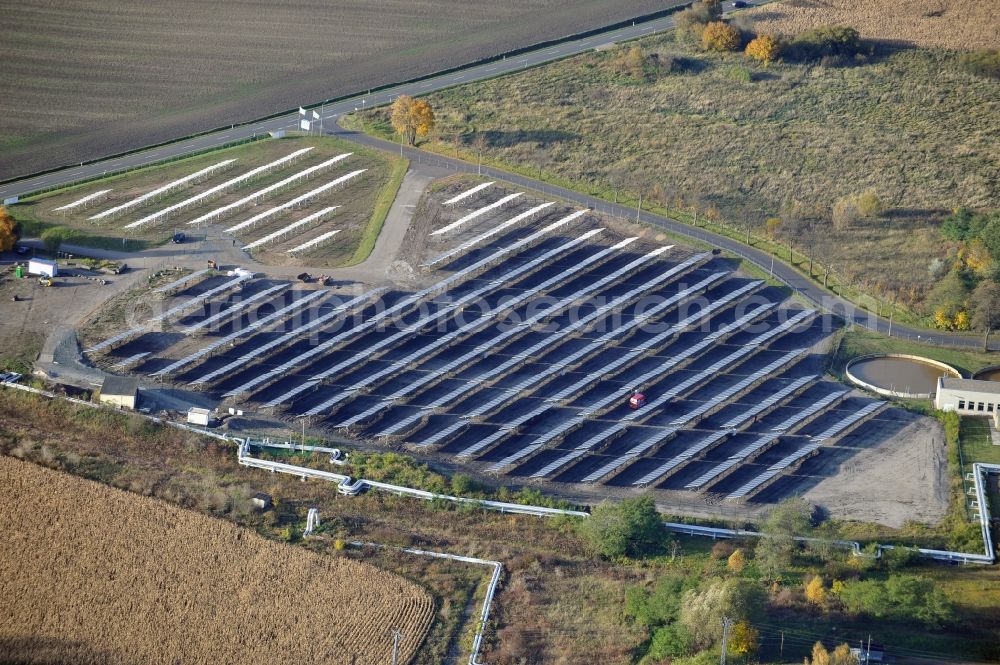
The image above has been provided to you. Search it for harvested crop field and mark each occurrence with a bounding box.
[0,456,434,665]
[745,0,1000,51]
[0,0,678,180]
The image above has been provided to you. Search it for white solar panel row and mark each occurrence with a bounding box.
[223,170,363,233]
[769,388,848,432]
[669,349,809,426]
[189,288,383,385]
[514,307,805,476]
[327,232,620,421]
[153,268,210,294]
[373,245,674,435]
[683,388,848,490]
[242,206,339,250]
[270,230,615,409]
[719,374,817,429]
[89,160,235,220]
[443,181,494,205]
[111,351,150,369]
[124,148,314,228]
[431,193,522,236]
[152,288,327,376]
[188,154,351,227]
[287,229,341,254]
[85,275,250,353]
[810,400,885,441]
[632,429,733,486]
[52,189,112,211]
[422,203,557,267]
[151,276,251,324]
[530,449,588,478]
[487,441,547,473]
[180,283,288,334]
[724,402,885,500]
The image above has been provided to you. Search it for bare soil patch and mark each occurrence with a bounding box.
[0,455,434,665]
[802,409,949,528]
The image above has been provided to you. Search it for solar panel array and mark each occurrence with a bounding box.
[432,193,523,235]
[725,401,886,500]
[125,148,314,228]
[90,160,235,220]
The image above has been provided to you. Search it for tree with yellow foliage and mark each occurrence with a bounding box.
[805,575,827,606]
[727,548,746,574]
[804,641,858,665]
[702,21,740,52]
[934,308,953,330]
[810,641,831,665]
[765,216,782,239]
[745,34,780,65]
[953,310,971,331]
[390,95,435,146]
[730,620,759,656]
[0,206,18,252]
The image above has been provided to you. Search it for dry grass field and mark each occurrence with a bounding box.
[745,0,1000,51]
[10,135,402,267]
[0,0,677,180]
[0,455,434,665]
[352,31,1000,316]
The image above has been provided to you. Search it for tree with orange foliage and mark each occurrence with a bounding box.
[0,206,18,252]
[745,34,781,65]
[727,548,746,574]
[390,95,435,145]
[702,21,740,52]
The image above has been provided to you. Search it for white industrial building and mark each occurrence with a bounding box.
[934,377,1000,417]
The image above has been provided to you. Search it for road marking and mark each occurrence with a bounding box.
[484,66,497,72]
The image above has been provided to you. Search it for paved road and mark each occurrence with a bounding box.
[333,122,998,352]
[0,1,708,200]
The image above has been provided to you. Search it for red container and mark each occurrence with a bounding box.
[629,393,646,410]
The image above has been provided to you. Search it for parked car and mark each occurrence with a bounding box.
[173,232,186,244]
[733,1,749,7]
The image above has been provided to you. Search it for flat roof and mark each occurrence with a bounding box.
[940,377,1000,395]
[100,375,139,397]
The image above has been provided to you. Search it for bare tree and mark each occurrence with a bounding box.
[972,281,1000,350]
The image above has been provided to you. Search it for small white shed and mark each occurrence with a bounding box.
[187,407,212,427]
[28,258,58,278]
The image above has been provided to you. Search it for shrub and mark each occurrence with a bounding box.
[960,50,1000,79]
[727,548,746,573]
[0,207,18,252]
[832,196,861,229]
[703,21,741,52]
[745,34,780,65]
[711,540,735,559]
[856,189,883,218]
[675,0,722,43]
[786,25,862,61]
[805,575,826,606]
[41,226,76,254]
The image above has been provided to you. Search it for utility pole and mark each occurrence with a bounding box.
[779,631,784,662]
[720,616,733,665]
[866,634,872,665]
[391,629,402,665]
[636,192,643,222]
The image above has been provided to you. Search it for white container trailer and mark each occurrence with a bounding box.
[28,258,58,278]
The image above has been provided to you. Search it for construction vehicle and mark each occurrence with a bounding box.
[628,393,646,410]
[37,276,53,287]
